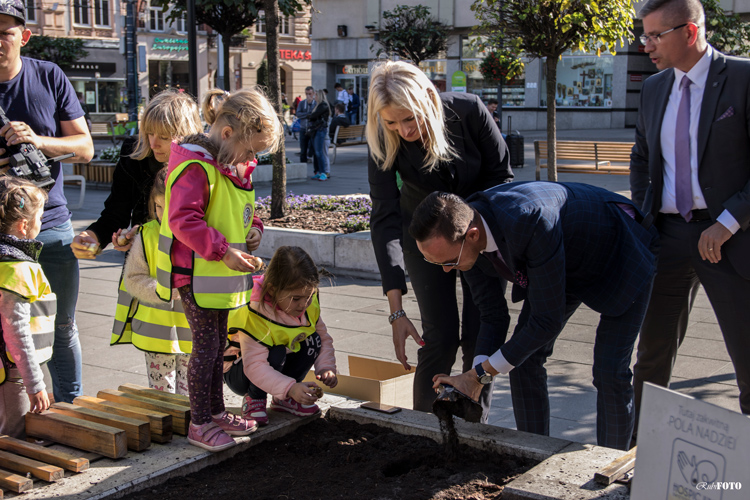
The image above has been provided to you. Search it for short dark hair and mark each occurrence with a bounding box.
[487,98,498,105]
[639,0,705,28]
[347,85,354,91]
[409,191,474,243]
[334,102,346,113]
[305,86,314,92]
[334,83,343,89]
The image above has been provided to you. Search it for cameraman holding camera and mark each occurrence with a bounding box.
[0,2,94,403]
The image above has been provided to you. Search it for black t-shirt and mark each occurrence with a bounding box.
[0,57,85,229]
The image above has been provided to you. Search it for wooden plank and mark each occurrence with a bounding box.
[74,396,172,443]
[51,403,150,452]
[25,412,128,459]
[0,449,64,482]
[98,389,190,435]
[118,383,190,407]
[0,435,88,472]
[594,446,637,485]
[0,468,31,493]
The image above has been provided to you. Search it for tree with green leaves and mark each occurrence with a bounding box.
[153,0,263,91]
[21,36,88,69]
[702,0,750,56]
[472,0,635,181]
[375,5,450,65]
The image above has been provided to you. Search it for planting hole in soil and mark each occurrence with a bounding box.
[119,415,537,500]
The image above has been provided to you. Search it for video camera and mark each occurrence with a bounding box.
[0,104,74,189]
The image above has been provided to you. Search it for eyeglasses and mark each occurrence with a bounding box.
[423,224,471,268]
[640,23,688,45]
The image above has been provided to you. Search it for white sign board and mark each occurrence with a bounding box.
[631,383,748,500]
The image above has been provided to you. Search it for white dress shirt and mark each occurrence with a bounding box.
[660,45,739,233]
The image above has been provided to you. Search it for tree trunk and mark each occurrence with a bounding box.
[265,0,287,219]
[545,56,558,182]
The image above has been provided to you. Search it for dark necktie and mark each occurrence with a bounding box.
[675,75,693,222]
[483,250,529,288]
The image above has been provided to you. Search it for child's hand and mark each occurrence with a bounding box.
[221,247,256,272]
[28,389,50,413]
[316,370,338,388]
[112,225,140,252]
[71,231,101,259]
[246,227,262,252]
[288,382,321,405]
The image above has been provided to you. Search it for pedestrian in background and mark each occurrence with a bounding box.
[347,85,360,124]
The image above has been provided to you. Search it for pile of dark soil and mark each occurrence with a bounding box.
[120,416,536,500]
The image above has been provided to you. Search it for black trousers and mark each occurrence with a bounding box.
[633,214,750,431]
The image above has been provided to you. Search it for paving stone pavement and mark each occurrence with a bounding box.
[61,131,741,450]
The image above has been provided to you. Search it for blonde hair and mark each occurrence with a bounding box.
[131,90,203,161]
[147,167,169,222]
[201,89,230,127]
[210,87,284,166]
[366,60,456,172]
[0,177,48,234]
[315,89,328,106]
[260,246,319,310]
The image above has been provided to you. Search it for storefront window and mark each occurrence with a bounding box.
[419,59,446,92]
[541,54,613,108]
[71,80,127,114]
[461,37,525,106]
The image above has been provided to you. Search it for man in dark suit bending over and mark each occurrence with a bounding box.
[411,183,659,450]
[630,0,750,437]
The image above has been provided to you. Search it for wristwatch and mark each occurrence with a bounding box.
[474,363,493,385]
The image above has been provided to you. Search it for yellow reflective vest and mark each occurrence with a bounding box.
[228,293,321,353]
[0,260,56,385]
[156,158,256,310]
[111,220,192,354]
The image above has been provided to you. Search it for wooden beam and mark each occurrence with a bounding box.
[0,468,32,493]
[594,446,637,485]
[118,383,190,407]
[97,389,190,435]
[73,396,172,443]
[0,435,88,472]
[0,449,64,482]
[51,403,150,452]
[25,412,128,459]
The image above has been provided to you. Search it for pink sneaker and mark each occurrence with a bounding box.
[269,397,320,417]
[243,396,269,426]
[187,422,236,452]
[211,411,257,436]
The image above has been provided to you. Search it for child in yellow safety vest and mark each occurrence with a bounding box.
[0,178,55,438]
[156,88,283,452]
[225,246,338,426]
[111,167,192,394]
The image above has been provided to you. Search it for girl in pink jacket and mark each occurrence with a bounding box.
[225,246,338,425]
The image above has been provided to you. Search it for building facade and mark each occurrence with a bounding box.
[310,0,750,130]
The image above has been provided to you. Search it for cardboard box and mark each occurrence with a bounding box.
[304,355,414,409]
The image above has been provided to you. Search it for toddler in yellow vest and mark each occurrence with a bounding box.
[110,167,192,394]
[0,178,55,438]
[225,246,338,425]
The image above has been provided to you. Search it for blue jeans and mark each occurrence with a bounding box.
[312,129,329,175]
[36,219,82,403]
[347,111,358,125]
[299,129,310,162]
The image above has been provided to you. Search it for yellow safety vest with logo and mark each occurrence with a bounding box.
[111,220,192,354]
[0,260,56,385]
[156,158,256,310]
[228,293,321,353]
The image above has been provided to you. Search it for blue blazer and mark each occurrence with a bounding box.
[464,182,659,368]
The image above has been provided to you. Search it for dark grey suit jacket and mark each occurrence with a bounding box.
[630,48,750,279]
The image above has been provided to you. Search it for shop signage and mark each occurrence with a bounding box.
[631,384,748,500]
[69,62,116,72]
[279,50,311,60]
[342,64,368,75]
[630,74,643,82]
[152,38,188,52]
[451,71,467,93]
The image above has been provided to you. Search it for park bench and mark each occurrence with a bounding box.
[330,124,366,164]
[535,140,634,180]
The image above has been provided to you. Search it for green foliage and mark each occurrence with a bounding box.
[21,36,88,69]
[471,0,635,58]
[375,5,450,65]
[479,50,524,83]
[257,59,269,88]
[702,0,750,56]
[99,146,121,163]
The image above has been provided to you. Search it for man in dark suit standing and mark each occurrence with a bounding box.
[410,183,659,450]
[630,0,750,433]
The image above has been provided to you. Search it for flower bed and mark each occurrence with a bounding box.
[255,193,371,233]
